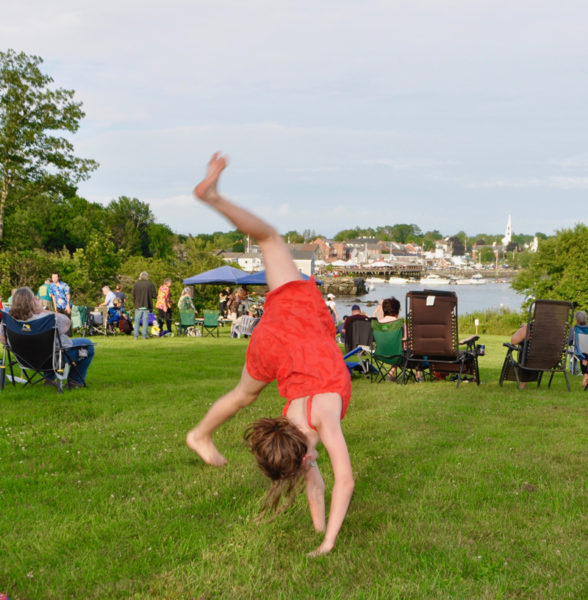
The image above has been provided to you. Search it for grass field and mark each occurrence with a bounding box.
[0,329,587,599]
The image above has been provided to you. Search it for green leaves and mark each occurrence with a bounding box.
[0,49,98,242]
[512,224,588,309]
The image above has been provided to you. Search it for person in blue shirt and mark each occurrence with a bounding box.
[49,272,71,315]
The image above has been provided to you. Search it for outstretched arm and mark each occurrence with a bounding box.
[308,399,354,556]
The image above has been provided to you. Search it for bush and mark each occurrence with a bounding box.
[458,307,525,336]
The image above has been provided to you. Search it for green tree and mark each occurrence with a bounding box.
[284,230,304,244]
[0,50,98,244]
[512,224,588,309]
[107,196,154,256]
[391,224,422,244]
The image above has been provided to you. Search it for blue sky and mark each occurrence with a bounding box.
[2,0,587,238]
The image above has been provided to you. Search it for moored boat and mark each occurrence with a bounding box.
[419,274,450,285]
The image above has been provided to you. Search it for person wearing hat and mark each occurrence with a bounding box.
[342,304,368,341]
[325,293,338,324]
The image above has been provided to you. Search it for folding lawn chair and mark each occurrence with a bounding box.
[405,290,480,387]
[231,314,258,338]
[369,319,406,383]
[569,323,588,380]
[70,305,88,336]
[499,299,573,391]
[202,310,220,337]
[0,311,81,393]
[343,317,374,377]
[177,310,196,336]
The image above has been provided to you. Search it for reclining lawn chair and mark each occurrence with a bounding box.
[0,311,73,393]
[343,317,374,377]
[369,319,406,383]
[202,310,220,337]
[405,290,480,387]
[499,299,573,391]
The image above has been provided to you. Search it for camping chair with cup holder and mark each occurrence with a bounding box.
[405,290,480,387]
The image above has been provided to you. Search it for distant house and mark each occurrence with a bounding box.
[220,251,264,272]
[347,238,381,263]
[313,238,348,261]
[434,239,453,259]
[291,248,316,276]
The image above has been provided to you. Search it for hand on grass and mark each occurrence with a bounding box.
[307,540,334,557]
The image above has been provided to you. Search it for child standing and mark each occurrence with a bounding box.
[186,153,354,556]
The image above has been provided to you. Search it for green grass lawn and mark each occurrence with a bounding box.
[1,331,587,599]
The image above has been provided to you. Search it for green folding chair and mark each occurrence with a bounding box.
[370,319,405,383]
[177,310,196,335]
[202,310,220,337]
[70,305,88,336]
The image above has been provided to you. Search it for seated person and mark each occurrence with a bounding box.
[0,287,95,388]
[372,297,401,323]
[571,310,588,390]
[108,298,132,334]
[342,304,369,344]
[178,287,196,312]
[113,284,126,309]
[98,286,117,309]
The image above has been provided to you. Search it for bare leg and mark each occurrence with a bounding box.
[186,365,269,465]
[194,153,301,291]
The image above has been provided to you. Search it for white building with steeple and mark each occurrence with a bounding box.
[501,214,512,247]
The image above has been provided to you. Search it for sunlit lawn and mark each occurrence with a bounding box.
[0,330,586,599]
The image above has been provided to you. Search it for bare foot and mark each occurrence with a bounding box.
[194,152,228,201]
[186,429,228,466]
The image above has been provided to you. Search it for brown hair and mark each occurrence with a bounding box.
[382,297,400,317]
[9,287,37,321]
[244,417,308,515]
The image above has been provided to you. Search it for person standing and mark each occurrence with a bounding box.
[326,293,338,323]
[219,286,231,317]
[49,272,72,315]
[132,271,157,340]
[37,278,53,310]
[155,278,173,336]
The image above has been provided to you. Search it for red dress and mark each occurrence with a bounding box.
[246,278,351,422]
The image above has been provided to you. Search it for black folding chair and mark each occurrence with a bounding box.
[0,312,88,393]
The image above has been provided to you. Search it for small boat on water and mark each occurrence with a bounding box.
[419,274,450,285]
[387,277,408,285]
[365,277,387,285]
[455,273,487,285]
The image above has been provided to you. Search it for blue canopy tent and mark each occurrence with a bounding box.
[238,270,322,285]
[183,266,249,285]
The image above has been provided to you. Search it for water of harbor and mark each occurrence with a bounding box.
[334,280,525,317]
